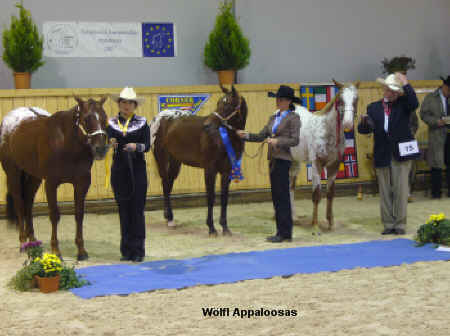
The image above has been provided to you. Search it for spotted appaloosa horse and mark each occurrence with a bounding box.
[290,81,360,233]
[150,85,247,235]
[0,97,110,260]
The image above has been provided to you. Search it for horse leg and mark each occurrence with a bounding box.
[23,174,42,241]
[219,173,232,236]
[154,146,175,227]
[166,157,181,228]
[311,161,322,235]
[205,169,218,236]
[45,180,62,257]
[73,175,91,261]
[4,163,27,244]
[325,161,340,231]
[289,160,301,223]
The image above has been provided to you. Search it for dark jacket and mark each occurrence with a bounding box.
[358,84,419,167]
[107,114,151,169]
[420,88,450,168]
[246,110,300,161]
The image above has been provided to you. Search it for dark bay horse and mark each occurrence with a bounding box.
[151,86,247,235]
[0,97,109,260]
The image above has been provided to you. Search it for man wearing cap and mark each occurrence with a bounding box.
[420,76,450,198]
[358,73,419,235]
[236,85,300,243]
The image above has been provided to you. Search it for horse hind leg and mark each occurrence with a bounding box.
[311,161,322,235]
[166,156,182,228]
[44,180,62,257]
[325,161,340,231]
[23,173,42,242]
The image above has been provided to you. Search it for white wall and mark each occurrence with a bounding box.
[0,0,449,89]
[236,0,450,83]
[0,0,222,89]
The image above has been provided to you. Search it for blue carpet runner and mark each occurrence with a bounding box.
[71,239,449,299]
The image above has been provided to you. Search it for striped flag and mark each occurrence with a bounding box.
[314,87,327,110]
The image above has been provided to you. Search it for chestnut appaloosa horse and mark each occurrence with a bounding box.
[150,85,247,236]
[290,81,360,233]
[0,97,109,260]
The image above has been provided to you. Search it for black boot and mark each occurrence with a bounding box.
[431,168,442,198]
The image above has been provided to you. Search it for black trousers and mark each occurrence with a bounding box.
[111,159,148,258]
[431,133,450,197]
[269,159,293,239]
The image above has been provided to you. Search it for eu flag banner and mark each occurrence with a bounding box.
[158,94,210,114]
[142,23,175,57]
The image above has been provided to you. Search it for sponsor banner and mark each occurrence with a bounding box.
[158,94,210,114]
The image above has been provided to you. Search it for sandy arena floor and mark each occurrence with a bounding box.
[0,193,449,336]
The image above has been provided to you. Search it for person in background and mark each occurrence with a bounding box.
[420,76,450,199]
[108,87,150,262]
[236,85,300,243]
[358,73,419,235]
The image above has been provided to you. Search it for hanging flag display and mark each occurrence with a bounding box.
[158,94,210,114]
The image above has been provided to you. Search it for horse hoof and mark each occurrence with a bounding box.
[312,231,321,236]
[167,221,176,229]
[223,230,232,236]
[77,253,89,261]
[209,231,218,237]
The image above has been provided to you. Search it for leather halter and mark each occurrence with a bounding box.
[213,97,242,130]
[75,105,107,140]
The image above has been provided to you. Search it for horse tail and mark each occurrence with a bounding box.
[5,171,27,226]
[6,192,17,224]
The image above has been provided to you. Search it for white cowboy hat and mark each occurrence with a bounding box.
[376,73,404,94]
[111,87,145,105]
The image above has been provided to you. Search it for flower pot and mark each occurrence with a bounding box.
[217,70,235,85]
[14,72,31,89]
[36,275,60,293]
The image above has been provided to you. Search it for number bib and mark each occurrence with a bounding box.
[398,140,419,157]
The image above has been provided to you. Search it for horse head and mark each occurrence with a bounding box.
[74,95,109,160]
[216,85,247,130]
[333,80,360,130]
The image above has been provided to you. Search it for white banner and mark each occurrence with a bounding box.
[43,22,142,57]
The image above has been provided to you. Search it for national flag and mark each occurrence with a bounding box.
[142,23,175,57]
[336,162,346,179]
[300,86,315,111]
[344,153,358,178]
[314,86,327,110]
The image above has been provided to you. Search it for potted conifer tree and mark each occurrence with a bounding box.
[204,1,251,85]
[2,2,44,89]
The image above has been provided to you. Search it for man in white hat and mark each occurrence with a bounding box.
[420,75,450,198]
[358,72,419,235]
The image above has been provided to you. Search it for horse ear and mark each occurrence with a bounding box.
[231,85,238,96]
[74,95,85,107]
[220,84,229,94]
[332,79,344,89]
[99,95,108,105]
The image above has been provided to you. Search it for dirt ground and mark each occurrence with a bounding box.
[1,192,449,336]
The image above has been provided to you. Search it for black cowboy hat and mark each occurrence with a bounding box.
[440,76,450,86]
[268,85,302,104]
